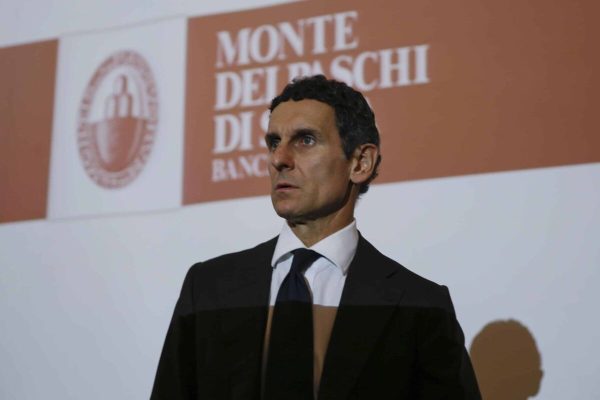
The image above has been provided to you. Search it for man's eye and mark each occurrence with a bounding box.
[267,138,280,150]
[300,136,316,145]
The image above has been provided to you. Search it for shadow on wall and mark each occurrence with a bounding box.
[470,319,543,400]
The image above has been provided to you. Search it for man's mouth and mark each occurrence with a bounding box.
[275,182,298,191]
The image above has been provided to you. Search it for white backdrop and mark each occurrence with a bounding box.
[1,1,599,399]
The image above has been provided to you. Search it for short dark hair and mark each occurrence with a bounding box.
[269,75,381,194]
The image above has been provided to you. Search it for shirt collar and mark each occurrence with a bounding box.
[271,220,359,275]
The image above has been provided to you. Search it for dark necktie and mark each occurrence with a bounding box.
[264,248,321,400]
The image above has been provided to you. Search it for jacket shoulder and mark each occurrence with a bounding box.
[187,236,277,278]
[176,237,277,312]
[359,236,454,311]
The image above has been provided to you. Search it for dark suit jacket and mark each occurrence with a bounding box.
[151,235,481,399]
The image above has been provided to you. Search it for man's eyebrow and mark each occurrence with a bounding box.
[265,128,320,141]
[291,127,320,139]
[265,132,280,141]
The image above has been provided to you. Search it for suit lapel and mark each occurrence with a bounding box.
[318,236,405,400]
[220,242,274,309]
[216,238,276,400]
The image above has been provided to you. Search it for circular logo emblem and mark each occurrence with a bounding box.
[77,50,158,189]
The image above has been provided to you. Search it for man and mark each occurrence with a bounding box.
[151,75,481,399]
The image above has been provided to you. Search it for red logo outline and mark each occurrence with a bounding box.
[77,50,158,189]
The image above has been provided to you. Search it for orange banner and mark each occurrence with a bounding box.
[0,40,57,223]
[183,0,600,204]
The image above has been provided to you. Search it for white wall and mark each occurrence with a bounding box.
[1,1,599,399]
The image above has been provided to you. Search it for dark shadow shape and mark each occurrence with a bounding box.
[470,319,543,400]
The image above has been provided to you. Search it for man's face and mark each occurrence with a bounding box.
[266,99,354,223]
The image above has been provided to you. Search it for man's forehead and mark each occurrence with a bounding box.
[268,99,336,131]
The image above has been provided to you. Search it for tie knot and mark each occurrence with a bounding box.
[290,248,321,274]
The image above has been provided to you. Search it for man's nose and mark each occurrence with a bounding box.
[270,143,294,171]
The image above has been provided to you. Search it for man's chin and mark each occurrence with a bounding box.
[273,204,304,224]
[274,207,296,221]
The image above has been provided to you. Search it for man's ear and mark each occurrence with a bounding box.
[350,144,379,185]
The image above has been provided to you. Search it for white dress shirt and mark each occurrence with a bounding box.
[269,220,359,306]
[264,220,360,394]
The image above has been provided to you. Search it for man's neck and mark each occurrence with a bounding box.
[288,211,355,247]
